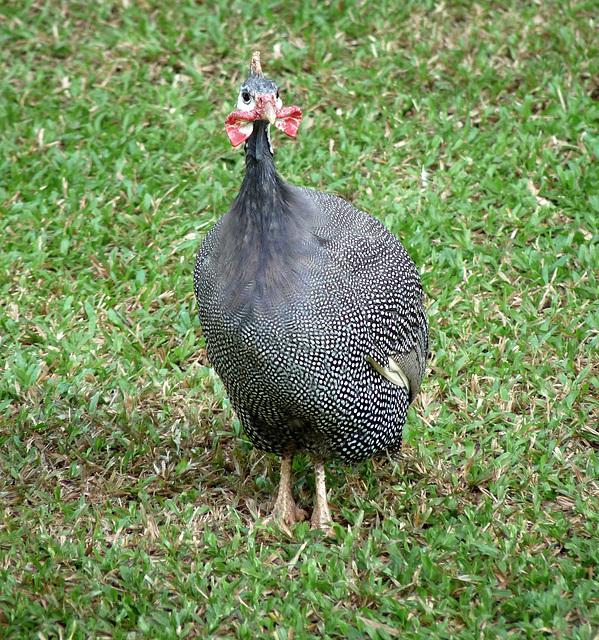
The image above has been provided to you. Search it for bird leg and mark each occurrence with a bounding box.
[265,453,308,527]
[310,454,333,531]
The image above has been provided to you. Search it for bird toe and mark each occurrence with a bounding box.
[263,504,308,528]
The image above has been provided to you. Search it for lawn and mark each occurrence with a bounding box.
[1,0,598,638]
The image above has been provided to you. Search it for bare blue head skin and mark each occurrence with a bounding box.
[242,75,279,98]
[227,75,279,160]
[225,51,302,155]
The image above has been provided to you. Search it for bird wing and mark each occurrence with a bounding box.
[300,187,429,402]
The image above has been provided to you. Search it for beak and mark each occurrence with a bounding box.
[256,95,277,125]
[264,102,277,125]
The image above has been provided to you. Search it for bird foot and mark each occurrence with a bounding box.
[309,500,334,536]
[263,504,308,528]
[263,453,308,530]
[309,455,335,536]
[314,524,336,538]
[264,484,308,528]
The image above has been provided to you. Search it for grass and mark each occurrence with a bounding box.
[1,0,598,638]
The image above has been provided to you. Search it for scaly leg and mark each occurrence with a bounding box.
[265,453,308,526]
[310,454,333,530]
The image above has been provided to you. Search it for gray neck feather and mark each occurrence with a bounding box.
[215,121,321,315]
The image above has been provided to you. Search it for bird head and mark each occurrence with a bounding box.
[225,52,302,147]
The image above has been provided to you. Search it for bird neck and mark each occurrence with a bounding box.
[229,120,294,242]
[244,120,274,165]
[218,121,316,312]
[238,120,281,214]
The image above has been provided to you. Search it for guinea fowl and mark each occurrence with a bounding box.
[194,52,429,530]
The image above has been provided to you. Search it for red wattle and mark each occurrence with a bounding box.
[225,111,256,147]
[275,105,302,138]
[224,104,302,146]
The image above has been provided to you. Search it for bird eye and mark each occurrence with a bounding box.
[241,91,251,104]
[276,89,280,99]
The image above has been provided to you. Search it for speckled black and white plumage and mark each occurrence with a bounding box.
[194,73,428,466]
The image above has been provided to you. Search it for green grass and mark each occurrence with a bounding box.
[1,0,598,638]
